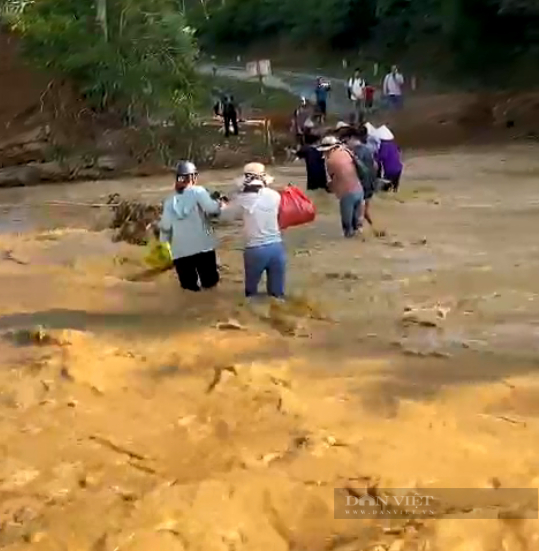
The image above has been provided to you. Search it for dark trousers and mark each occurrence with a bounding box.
[173,250,219,292]
[224,111,238,137]
[381,171,402,192]
[316,100,327,121]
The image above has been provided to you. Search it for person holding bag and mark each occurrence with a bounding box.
[158,161,222,292]
[220,163,286,298]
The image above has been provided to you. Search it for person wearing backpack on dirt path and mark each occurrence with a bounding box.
[383,65,405,110]
[159,161,222,292]
[220,163,286,298]
[347,68,367,124]
[318,136,365,238]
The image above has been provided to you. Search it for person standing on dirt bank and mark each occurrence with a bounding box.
[296,132,329,192]
[347,68,366,124]
[159,161,221,292]
[222,94,240,137]
[314,77,331,123]
[220,163,286,298]
[383,65,404,110]
[318,136,364,238]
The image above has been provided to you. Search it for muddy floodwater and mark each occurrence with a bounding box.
[1,143,539,550]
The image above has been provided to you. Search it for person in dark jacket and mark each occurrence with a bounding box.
[222,94,240,137]
[296,133,329,192]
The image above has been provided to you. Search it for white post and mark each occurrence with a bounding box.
[96,0,108,41]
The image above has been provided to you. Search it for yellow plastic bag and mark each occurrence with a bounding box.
[144,239,173,270]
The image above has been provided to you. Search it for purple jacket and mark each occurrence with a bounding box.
[378,139,402,178]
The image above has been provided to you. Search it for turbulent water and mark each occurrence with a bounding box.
[1,145,539,550]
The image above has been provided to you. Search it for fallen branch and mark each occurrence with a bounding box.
[479,413,527,427]
[89,434,148,461]
[2,250,28,265]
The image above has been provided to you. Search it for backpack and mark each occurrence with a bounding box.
[344,146,377,195]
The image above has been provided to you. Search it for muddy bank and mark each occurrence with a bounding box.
[3,28,539,188]
[0,31,279,188]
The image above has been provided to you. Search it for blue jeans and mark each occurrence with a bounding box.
[387,94,403,110]
[339,190,364,238]
[243,241,286,297]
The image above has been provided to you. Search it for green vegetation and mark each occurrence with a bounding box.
[1,0,200,123]
[188,0,539,84]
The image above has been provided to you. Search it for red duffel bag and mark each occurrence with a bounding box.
[278,184,316,230]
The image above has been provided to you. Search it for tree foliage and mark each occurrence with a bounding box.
[2,0,200,122]
[189,0,539,80]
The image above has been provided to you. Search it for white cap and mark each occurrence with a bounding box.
[376,125,394,141]
[364,122,376,136]
[336,121,350,130]
[242,162,274,184]
[317,135,340,151]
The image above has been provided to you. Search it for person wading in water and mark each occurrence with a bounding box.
[159,161,222,292]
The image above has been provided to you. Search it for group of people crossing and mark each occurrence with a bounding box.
[295,120,403,238]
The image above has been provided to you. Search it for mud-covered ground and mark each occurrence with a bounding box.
[1,144,539,550]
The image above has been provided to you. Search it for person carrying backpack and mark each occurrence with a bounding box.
[341,126,383,235]
[318,136,364,238]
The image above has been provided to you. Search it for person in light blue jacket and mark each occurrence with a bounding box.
[159,160,222,292]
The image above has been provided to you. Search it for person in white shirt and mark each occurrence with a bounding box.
[220,162,286,298]
[347,68,366,123]
[382,65,404,110]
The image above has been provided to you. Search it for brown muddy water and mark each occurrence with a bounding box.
[1,144,539,550]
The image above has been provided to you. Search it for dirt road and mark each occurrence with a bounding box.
[200,63,350,115]
[1,144,539,550]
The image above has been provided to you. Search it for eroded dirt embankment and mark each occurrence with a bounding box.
[3,28,539,188]
[1,145,539,549]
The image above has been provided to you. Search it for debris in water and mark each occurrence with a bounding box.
[206,365,238,393]
[2,249,29,265]
[107,193,162,245]
[216,319,245,331]
[5,326,58,346]
[401,304,450,328]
